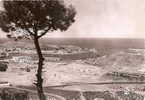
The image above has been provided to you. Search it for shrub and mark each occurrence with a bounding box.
[0,88,29,100]
[0,63,8,72]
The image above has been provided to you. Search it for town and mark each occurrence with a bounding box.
[0,39,145,100]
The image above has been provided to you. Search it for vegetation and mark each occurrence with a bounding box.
[0,63,8,72]
[0,88,28,100]
[0,0,76,100]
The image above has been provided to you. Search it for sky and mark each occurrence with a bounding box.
[0,0,145,38]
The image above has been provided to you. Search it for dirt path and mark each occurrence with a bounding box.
[77,81,145,85]
[46,81,145,88]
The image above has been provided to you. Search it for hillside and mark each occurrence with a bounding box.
[0,47,144,87]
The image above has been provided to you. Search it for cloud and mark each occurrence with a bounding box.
[0,0,145,38]
[59,0,145,38]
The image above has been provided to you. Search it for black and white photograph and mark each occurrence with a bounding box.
[0,0,145,100]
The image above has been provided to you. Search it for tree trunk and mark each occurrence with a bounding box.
[33,37,46,100]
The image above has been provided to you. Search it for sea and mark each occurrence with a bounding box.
[0,38,145,49]
[41,38,145,49]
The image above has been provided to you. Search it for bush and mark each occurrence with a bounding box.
[0,88,29,100]
[0,63,8,72]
